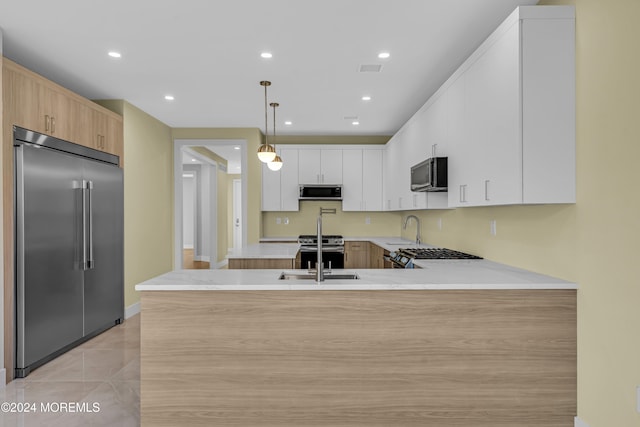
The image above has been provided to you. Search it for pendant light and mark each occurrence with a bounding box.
[257,81,276,163]
[268,102,283,171]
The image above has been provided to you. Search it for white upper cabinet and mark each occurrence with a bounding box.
[279,148,300,211]
[298,148,342,184]
[343,148,384,211]
[446,6,575,207]
[362,149,384,211]
[261,148,299,212]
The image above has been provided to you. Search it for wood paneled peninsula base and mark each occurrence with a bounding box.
[139,288,576,426]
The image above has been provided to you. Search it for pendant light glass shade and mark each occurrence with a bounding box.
[257,144,276,163]
[257,81,277,163]
[267,101,283,171]
[267,154,283,171]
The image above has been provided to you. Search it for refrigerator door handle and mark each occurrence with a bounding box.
[87,180,94,269]
[80,180,88,270]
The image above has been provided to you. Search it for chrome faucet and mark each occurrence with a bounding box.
[315,207,336,281]
[403,215,421,245]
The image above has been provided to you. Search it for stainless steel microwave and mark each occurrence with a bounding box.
[410,157,448,192]
[299,184,343,200]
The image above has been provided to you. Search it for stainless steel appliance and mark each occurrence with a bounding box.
[298,234,344,269]
[299,184,342,200]
[390,247,482,268]
[410,157,448,192]
[14,126,124,378]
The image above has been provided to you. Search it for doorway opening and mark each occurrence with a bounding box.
[174,139,247,269]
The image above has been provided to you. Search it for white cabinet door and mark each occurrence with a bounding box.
[320,149,342,184]
[280,148,300,211]
[298,148,342,184]
[446,73,467,208]
[424,92,448,157]
[481,20,521,206]
[261,163,281,211]
[342,150,363,211]
[298,149,321,184]
[383,134,402,211]
[362,150,383,211]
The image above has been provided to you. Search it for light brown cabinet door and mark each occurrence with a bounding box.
[3,63,44,133]
[344,241,369,269]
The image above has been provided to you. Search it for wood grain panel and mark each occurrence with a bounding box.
[228,258,294,269]
[140,290,576,426]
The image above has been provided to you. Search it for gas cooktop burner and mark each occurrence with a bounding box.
[399,248,482,260]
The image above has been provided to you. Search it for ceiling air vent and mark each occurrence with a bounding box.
[358,64,382,73]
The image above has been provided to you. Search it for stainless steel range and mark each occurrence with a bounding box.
[298,234,345,270]
[390,247,482,268]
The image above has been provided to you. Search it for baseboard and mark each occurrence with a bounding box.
[0,368,6,388]
[575,416,590,427]
[125,301,141,319]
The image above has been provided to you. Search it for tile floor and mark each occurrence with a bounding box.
[0,315,140,426]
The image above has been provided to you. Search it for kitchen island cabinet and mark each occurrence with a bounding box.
[137,267,576,427]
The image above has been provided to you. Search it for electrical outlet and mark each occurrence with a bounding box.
[284,217,289,225]
[276,217,281,225]
[365,216,371,225]
[490,220,497,236]
[437,218,442,230]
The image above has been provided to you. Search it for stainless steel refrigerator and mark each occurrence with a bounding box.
[14,126,124,378]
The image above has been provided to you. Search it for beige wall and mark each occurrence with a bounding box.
[97,100,174,309]
[263,201,402,238]
[172,128,263,244]
[402,1,640,425]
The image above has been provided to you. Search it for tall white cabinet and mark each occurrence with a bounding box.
[342,148,384,211]
[261,148,299,211]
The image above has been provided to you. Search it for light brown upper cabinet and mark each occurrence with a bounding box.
[3,58,123,166]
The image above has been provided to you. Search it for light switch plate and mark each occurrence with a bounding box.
[284,217,289,225]
[490,220,497,236]
[276,217,281,225]
[365,217,371,225]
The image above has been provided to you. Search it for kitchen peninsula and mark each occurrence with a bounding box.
[137,250,577,426]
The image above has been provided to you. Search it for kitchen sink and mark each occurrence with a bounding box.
[278,272,360,280]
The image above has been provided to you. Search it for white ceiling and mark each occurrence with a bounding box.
[0,0,538,136]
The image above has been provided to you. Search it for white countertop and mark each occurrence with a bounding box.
[143,237,577,291]
[136,259,577,291]
[236,236,418,259]
[227,243,300,259]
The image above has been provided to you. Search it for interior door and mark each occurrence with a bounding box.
[82,159,124,334]
[16,143,84,369]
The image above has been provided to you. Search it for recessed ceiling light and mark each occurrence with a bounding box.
[352,121,360,126]
[378,52,390,59]
[164,95,175,101]
[234,146,240,150]
[108,51,122,58]
[362,96,372,101]
[260,52,273,59]
[284,121,292,126]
